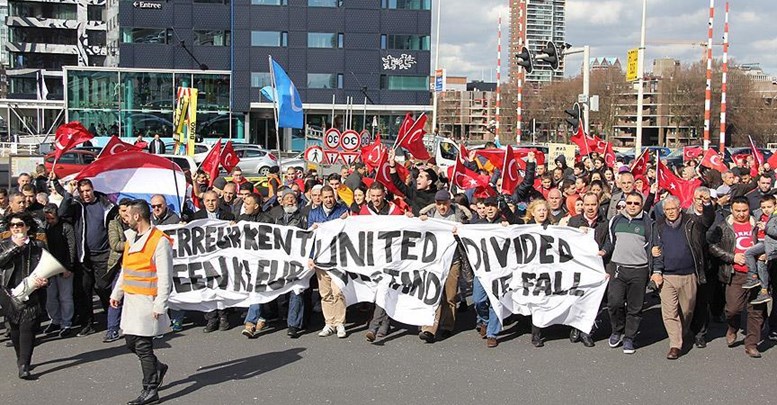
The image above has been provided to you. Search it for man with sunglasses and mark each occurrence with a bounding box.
[600,191,654,354]
[150,195,180,226]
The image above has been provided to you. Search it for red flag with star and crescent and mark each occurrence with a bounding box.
[200,139,222,187]
[630,148,650,177]
[657,160,700,209]
[220,141,240,173]
[447,157,494,195]
[361,134,386,172]
[396,113,431,160]
[683,146,703,162]
[374,154,410,198]
[500,145,522,194]
[53,121,94,162]
[570,120,599,156]
[700,149,729,173]
[97,135,144,159]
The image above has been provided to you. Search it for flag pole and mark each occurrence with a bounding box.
[268,56,283,167]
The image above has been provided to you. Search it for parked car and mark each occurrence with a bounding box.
[158,154,198,174]
[234,147,279,176]
[616,146,672,164]
[164,142,211,163]
[45,149,97,177]
[280,152,306,171]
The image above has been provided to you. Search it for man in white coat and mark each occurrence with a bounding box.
[110,200,173,405]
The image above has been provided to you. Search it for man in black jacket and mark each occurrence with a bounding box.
[651,195,714,359]
[150,195,180,226]
[42,204,77,338]
[192,191,234,332]
[566,192,608,347]
[707,196,766,358]
[388,149,437,216]
[54,177,116,337]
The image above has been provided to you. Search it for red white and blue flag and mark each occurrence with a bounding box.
[75,152,187,213]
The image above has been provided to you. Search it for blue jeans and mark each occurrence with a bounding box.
[170,310,185,324]
[472,278,501,338]
[107,274,121,332]
[46,274,74,327]
[244,292,304,329]
[745,242,771,287]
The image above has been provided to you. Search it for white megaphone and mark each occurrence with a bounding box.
[10,249,67,302]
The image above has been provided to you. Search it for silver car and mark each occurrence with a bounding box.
[232,144,279,176]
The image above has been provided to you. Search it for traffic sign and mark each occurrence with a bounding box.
[340,130,360,151]
[340,152,359,165]
[323,150,341,165]
[360,130,371,147]
[324,128,341,150]
[626,48,638,82]
[577,94,589,104]
[304,146,324,164]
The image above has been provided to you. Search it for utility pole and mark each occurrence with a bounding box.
[431,0,443,133]
[635,0,647,155]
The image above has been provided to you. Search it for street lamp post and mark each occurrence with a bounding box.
[431,0,442,133]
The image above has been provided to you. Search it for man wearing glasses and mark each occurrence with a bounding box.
[600,191,654,354]
[150,195,180,227]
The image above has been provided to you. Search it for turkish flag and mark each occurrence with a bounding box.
[375,155,409,198]
[220,141,240,172]
[97,135,143,159]
[396,113,430,160]
[749,136,764,177]
[458,143,469,164]
[570,121,599,156]
[200,139,222,186]
[361,135,386,172]
[447,158,495,195]
[683,146,703,162]
[700,149,729,173]
[630,149,650,177]
[500,145,522,194]
[601,142,617,168]
[53,121,93,162]
[657,160,700,208]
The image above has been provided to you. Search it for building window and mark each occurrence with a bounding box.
[251,72,272,88]
[87,5,103,21]
[251,31,287,47]
[381,34,430,50]
[252,0,287,4]
[308,0,342,7]
[307,73,342,89]
[308,32,343,48]
[193,0,230,4]
[120,28,172,44]
[381,0,431,10]
[380,75,427,91]
[194,30,230,46]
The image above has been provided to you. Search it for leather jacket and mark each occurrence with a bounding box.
[0,239,45,312]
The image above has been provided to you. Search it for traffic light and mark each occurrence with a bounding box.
[536,41,560,71]
[515,46,533,74]
[565,103,581,129]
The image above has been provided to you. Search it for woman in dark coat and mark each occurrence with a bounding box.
[0,212,48,379]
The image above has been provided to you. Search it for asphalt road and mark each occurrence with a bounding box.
[1,299,775,405]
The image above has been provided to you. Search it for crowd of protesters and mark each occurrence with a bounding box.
[1,143,776,382]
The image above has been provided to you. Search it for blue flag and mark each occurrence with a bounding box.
[269,58,303,129]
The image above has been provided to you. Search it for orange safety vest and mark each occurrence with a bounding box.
[121,228,172,296]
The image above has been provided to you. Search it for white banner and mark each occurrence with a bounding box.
[312,217,458,326]
[160,219,315,311]
[457,224,608,332]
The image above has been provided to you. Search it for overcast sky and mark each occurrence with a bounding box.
[432,0,777,81]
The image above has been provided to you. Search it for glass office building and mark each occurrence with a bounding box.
[64,67,244,141]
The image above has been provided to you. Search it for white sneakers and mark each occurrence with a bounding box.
[318,325,347,338]
[318,325,335,337]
